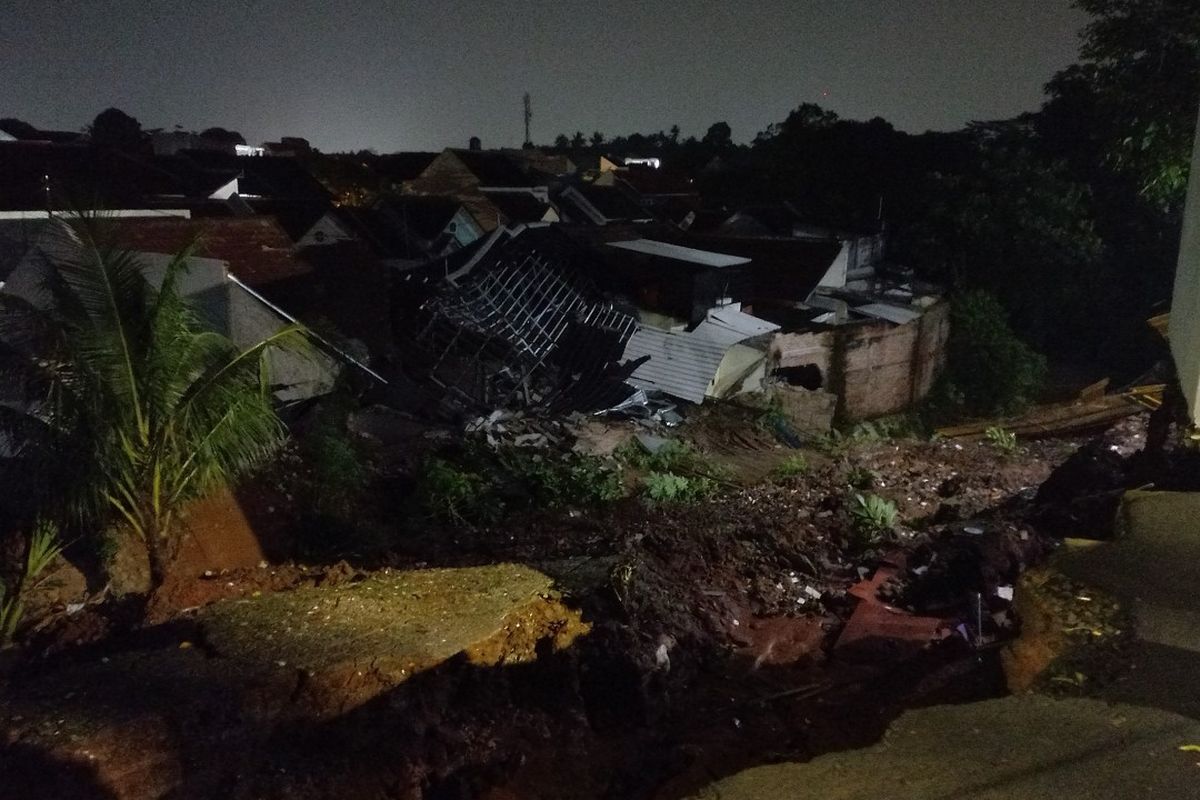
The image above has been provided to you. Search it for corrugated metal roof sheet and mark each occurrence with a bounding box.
[702,306,781,341]
[621,308,778,403]
[853,303,923,325]
[623,326,729,403]
[607,238,750,267]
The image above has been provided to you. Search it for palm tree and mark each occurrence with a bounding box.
[0,215,308,588]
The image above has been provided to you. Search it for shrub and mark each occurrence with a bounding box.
[848,493,897,548]
[642,471,716,504]
[303,407,370,517]
[0,520,63,646]
[772,454,810,480]
[845,465,876,490]
[935,291,1047,418]
[616,438,729,480]
[495,448,623,508]
[416,458,499,525]
[985,426,1019,454]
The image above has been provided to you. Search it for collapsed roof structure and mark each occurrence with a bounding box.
[396,224,790,417]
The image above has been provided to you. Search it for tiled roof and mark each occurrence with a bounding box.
[114,216,311,286]
[480,190,552,224]
[448,150,538,187]
[374,152,439,183]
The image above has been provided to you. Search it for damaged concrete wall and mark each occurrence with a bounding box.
[842,302,949,420]
[768,302,950,422]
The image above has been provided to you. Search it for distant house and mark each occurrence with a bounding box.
[0,143,243,212]
[406,149,543,194]
[480,189,559,225]
[601,238,752,326]
[593,162,701,218]
[0,120,84,144]
[555,184,653,225]
[368,195,484,262]
[0,218,338,402]
[262,137,312,157]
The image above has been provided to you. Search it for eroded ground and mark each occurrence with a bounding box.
[0,413,1155,800]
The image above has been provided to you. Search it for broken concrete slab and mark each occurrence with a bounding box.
[0,564,589,798]
[690,695,1200,799]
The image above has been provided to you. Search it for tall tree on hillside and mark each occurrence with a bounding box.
[0,216,308,588]
[1044,0,1200,208]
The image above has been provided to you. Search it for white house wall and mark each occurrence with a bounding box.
[1171,101,1200,421]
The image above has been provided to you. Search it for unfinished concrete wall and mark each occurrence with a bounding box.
[841,302,949,419]
[1171,102,1200,421]
[768,302,949,421]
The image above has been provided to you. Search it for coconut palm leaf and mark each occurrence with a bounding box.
[0,212,315,585]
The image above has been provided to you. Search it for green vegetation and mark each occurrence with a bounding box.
[641,471,716,505]
[849,493,898,549]
[929,292,1047,420]
[415,458,498,526]
[615,437,725,477]
[416,443,624,525]
[0,216,307,588]
[772,454,810,480]
[0,520,63,645]
[302,392,370,518]
[845,465,876,490]
[821,414,928,454]
[985,426,1019,454]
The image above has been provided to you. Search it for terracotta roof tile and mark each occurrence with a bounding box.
[114,216,311,286]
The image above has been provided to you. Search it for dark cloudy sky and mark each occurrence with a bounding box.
[1,0,1085,152]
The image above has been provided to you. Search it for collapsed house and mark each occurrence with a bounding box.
[398,225,641,414]
[393,217,948,425]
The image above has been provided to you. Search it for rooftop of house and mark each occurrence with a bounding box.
[113,216,311,286]
[0,120,84,144]
[0,143,216,210]
[607,238,751,268]
[582,183,652,221]
[480,190,553,224]
[174,151,332,202]
[375,195,465,241]
[373,152,440,184]
[615,167,697,197]
[446,149,539,188]
[675,233,845,303]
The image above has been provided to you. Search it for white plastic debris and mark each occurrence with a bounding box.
[996,585,1014,601]
[964,526,984,536]
[655,642,671,671]
[66,603,85,615]
[804,585,823,599]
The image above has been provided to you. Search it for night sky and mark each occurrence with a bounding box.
[1,0,1085,153]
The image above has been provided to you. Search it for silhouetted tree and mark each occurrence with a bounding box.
[89,108,145,151]
[199,127,246,146]
[590,131,605,148]
[570,131,586,148]
[1043,0,1200,209]
[702,121,732,149]
[553,133,570,148]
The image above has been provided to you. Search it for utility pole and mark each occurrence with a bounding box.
[523,93,533,149]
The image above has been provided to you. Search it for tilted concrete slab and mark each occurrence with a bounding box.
[691,695,1200,799]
